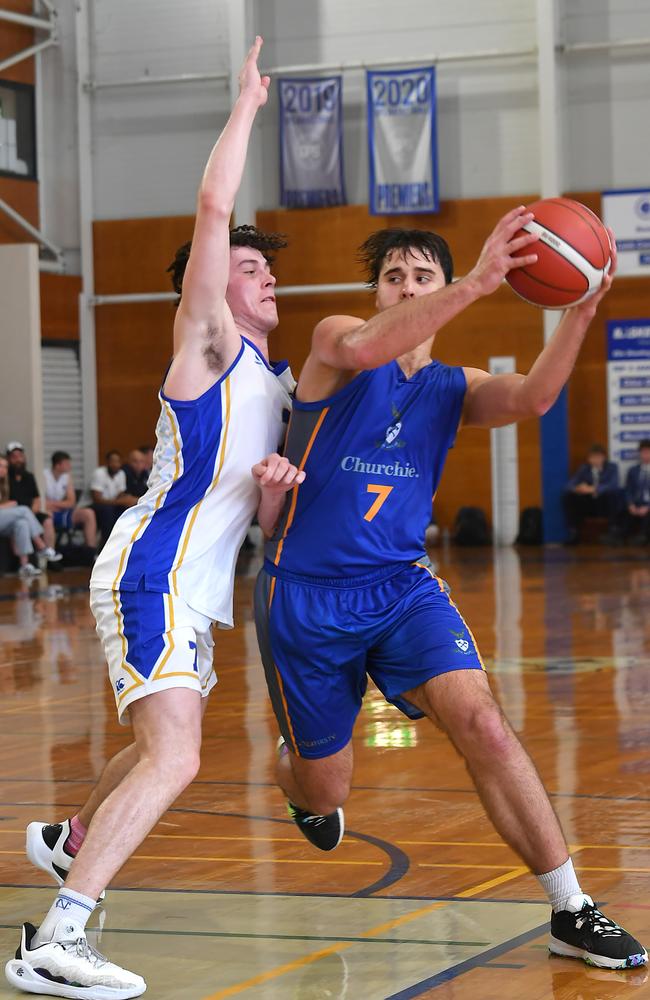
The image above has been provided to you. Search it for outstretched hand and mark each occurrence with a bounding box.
[467,206,540,298]
[239,35,271,108]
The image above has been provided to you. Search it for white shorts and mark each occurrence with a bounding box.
[90,586,218,724]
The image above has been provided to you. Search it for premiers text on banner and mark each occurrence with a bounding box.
[366,66,439,216]
[278,76,346,209]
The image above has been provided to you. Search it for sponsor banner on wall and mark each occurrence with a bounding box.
[602,189,650,276]
[607,319,650,476]
[366,66,438,216]
[278,76,346,209]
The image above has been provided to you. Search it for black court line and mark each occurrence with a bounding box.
[384,921,550,998]
[177,807,410,897]
[0,884,544,904]
[0,924,487,947]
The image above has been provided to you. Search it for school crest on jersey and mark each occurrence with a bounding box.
[377,403,406,449]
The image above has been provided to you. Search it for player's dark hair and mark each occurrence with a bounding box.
[358,229,453,287]
[166,225,288,298]
[105,450,121,462]
[639,439,650,450]
[51,450,70,467]
[588,444,607,456]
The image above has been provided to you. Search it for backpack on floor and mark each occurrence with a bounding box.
[516,506,543,545]
[452,506,491,546]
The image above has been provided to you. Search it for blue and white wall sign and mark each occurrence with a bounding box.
[278,76,346,209]
[607,319,650,474]
[366,66,438,216]
[602,189,650,276]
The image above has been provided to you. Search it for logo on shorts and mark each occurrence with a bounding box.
[377,403,406,450]
[115,677,125,693]
[451,629,471,654]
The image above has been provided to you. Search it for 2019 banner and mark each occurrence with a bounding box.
[278,76,346,209]
[366,66,439,216]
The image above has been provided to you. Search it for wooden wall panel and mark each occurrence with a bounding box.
[40,273,81,341]
[0,4,37,239]
[92,194,650,529]
[0,0,34,86]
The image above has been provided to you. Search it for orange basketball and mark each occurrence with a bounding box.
[506,197,612,309]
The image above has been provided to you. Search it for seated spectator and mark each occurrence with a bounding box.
[44,450,97,548]
[623,439,650,544]
[563,444,621,544]
[90,450,127,544]
[122,449,149,503]
[0,455,61,576]
[139,444,155,474]
[7,441,59,557]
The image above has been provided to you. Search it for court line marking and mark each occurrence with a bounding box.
[0,923,488,947]
[384,921,551,999]
[0,850,381,867]
[200,867,529,999]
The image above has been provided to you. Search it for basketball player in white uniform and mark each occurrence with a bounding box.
[6,38,300,999]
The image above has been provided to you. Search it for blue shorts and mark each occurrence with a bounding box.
[53,509,74,532]
[254,560,484,759]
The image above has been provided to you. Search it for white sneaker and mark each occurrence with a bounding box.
[18,564,41,578]
[5,920,146,998]
[26,821,106,902]
[42,547,63,562]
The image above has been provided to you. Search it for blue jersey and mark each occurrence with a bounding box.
[265,359,467,578]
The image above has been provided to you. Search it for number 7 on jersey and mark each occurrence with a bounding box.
[364,484,394,522]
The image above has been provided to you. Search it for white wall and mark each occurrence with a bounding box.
[0,244,44,485]
[36,0,650,269]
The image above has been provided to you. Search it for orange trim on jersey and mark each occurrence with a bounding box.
[171,375,232,595]
[273,406,330,568]
[413,562,485,670]
[266,575,299,756]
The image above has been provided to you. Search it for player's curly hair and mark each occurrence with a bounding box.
[166,225,288,298]
[357,229,453,287]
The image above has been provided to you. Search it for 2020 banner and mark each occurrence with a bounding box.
[278,76,346,209]
[366,66,439,216]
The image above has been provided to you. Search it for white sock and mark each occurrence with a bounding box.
[537,857,583,912]
[33,888,96,947]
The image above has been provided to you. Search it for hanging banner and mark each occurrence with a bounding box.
[607,319,650,477]
[278,76,346,209]
[602,189,650,276]
[366,66,438,216]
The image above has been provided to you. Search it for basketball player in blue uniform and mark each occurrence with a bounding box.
[256,215,647,971]
[6,38,303,999]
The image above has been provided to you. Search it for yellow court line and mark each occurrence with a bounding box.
[201,867,529,1000]
[418,863,528,871]
[0,691,104,716]
[0,850,380,867]
[0,831,356,846]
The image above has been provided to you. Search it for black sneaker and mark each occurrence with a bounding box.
[287,802,344,852]
[550,894,648,969]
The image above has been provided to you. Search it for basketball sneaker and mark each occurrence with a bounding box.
[26,821,106,902]
[276,736,345,852]
[286,802,345,852]
[549,894,648,969]
[5,920,145,998]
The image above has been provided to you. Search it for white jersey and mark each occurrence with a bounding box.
[91,339,294,626]
[44,468,69,502]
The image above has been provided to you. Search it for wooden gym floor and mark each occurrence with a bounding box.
[0,542,649,999]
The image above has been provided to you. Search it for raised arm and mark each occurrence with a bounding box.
[164,36,270,399]
[298,207,539,400]
[462,233,616,428]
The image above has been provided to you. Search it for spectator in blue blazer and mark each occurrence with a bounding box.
[563,444,621,544]
[623,439,650,543]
